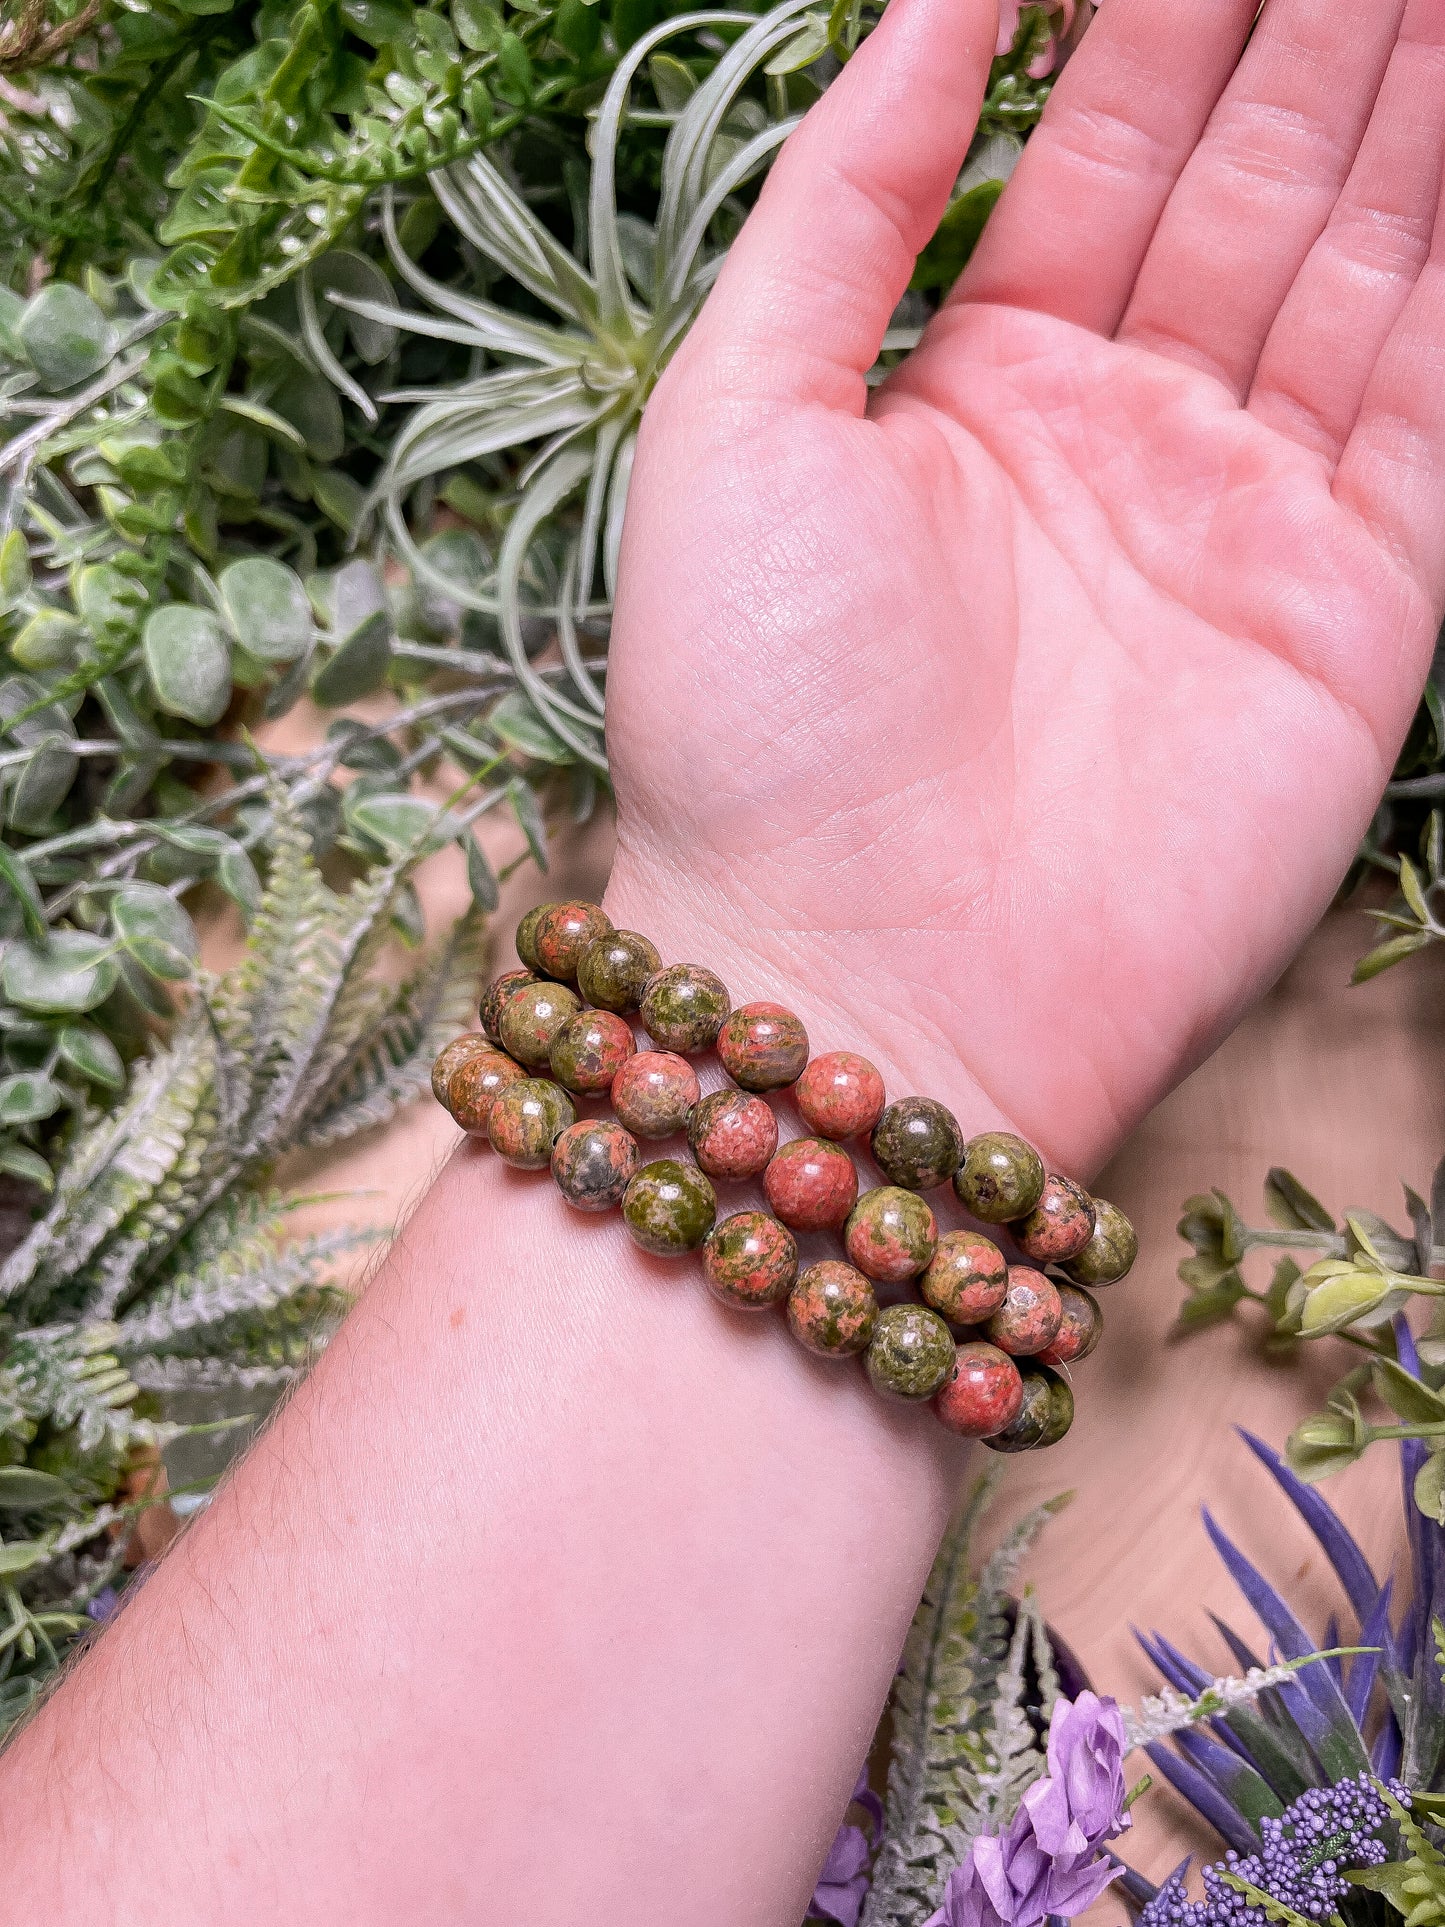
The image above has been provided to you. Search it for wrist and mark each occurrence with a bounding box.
[602,843,1070,1173]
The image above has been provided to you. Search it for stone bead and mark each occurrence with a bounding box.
[577,929,661,1013]
[953,1131,1046,1224]
[448,1046,528,1134]
[515,904,554,972]
[548,1009,636,1094]
[844,1186,937,1284]
[480,968,536,1044]
[795,1051,886,1141]
[621,1158,717,1256]
[920,1230,1009,1325]
[640,963,731,1054]
[786,1261,877,1357]
[716,1001,809,1092]
[551,1119,639,1212]
[933,1342,1025,1439]
[1035,1367,1075,1446]
[985,1266,1063,1357]
[687,1089,779,1182]
[982,1369,1054,1453]
[611,1050,700,1138]
[431,1032,492,1109]
[1014,1174,1096,1264]
[1038,1283,1103,1367]
[870,1097,964,1192]
[865,1303,956,1401]
[498,980,582,1070]
[763,1137,859,1233]
[1063,1198,1138,1286]
[487,1078,576,1168]
[534,900,613,981]
[702,1211,799,1310]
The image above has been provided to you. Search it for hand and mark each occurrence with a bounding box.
[606,0,1445,1171]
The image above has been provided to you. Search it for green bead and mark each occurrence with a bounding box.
[487,1078,576,1168]
[786,1261,877,1357]
[870,1097,964,1192]
[844,1186,937,1283]
[621,1158,717,1256]
[865,1303,955,1401]
[953,1132,1046,1223]
[498,980,581,1069]
[640,963,731,1054]
[577,929,661,1013]
[983,1370,1053,1453]
[1035,1367,1075,1446]
[516,903,555,972]
[1064,1198,1138,1286]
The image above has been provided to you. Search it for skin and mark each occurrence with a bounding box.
[9,2,1445,1921]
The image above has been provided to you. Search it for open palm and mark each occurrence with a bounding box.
[606,0,1445,1172]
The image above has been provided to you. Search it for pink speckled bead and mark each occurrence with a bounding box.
[920,1230,1009,1325]
[843,1186,937,1284]
[611,1050,699,1139]
[763,1137,859,1233]
[786,1261,878,1357]
[702,1211,799,1310]
[533,900,613,981]
[548,1008,635,1094]
[933,1343,1025,1439]
[687,1089,779,1182]
[1014,1174,1096,1264]
[447,1046,527,1134]
[794,1051,886,1141]
[985,1266,1063,1358]
[716,1001,809,1092]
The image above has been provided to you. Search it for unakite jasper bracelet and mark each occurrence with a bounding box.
[431,901,1138,1450]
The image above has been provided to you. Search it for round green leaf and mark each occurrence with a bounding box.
[346,792,437,856]
[143,604,231,724]
[17,284,116,390]
[2,930,118,1013]
[0,1467,71,1509]
[111,881,198,980]
[0,1144,52,1191]
[219,556,314,662]
[312,608,391,707]
[0,1071,63,1124]
[0,1541,47,1577]
[7,733,79,834]
[315,250,399,364]
[57,1023,125,1088]
[1417,1452,1445,1524]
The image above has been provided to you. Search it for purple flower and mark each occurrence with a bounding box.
[809,1768,884,1927]
[925,1693,1132,1927]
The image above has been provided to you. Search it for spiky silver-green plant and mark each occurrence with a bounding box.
[0,790,484,1730]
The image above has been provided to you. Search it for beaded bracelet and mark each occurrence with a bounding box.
[430,900,1138,1452]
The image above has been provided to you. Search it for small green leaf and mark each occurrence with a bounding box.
[1417,1452,1445,1525]
[316,251,399,363]
[312,609,391,706]
[0,530,31,617]
[143,605,231,725]
[910,179,1006,294]
[0,1468,70,1509]
[0,1541,48,1577]
[17,284,115,390]
[1400,855,1431,924]
[1353,930,1432,983]
[110,881,198,979]
[1263,1167,1336,1234]
[505,775,548,873]
[1287,1411,1367,1483]
[346,792,437,857]
[57,1024,125,1088]
[216,843,261,918]
[1372,1355,1445,1425]
[0,844,47,940]
[648,52,697,110]
[490,691,573,765]
[0,1072,62,1123]
[463,831,499,912]
[0,1144,52,1190]
[7,733,78,834]
[2,930,118,1013]
[219,557,314,662]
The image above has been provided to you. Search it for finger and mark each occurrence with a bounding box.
[1118,0,1407,396]
[671,0,995,419]
[1334,191,1445,602]
[955,0,1258,335]
[1248,5,1445,462]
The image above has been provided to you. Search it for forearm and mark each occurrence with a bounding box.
[0,879,1078,1925]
